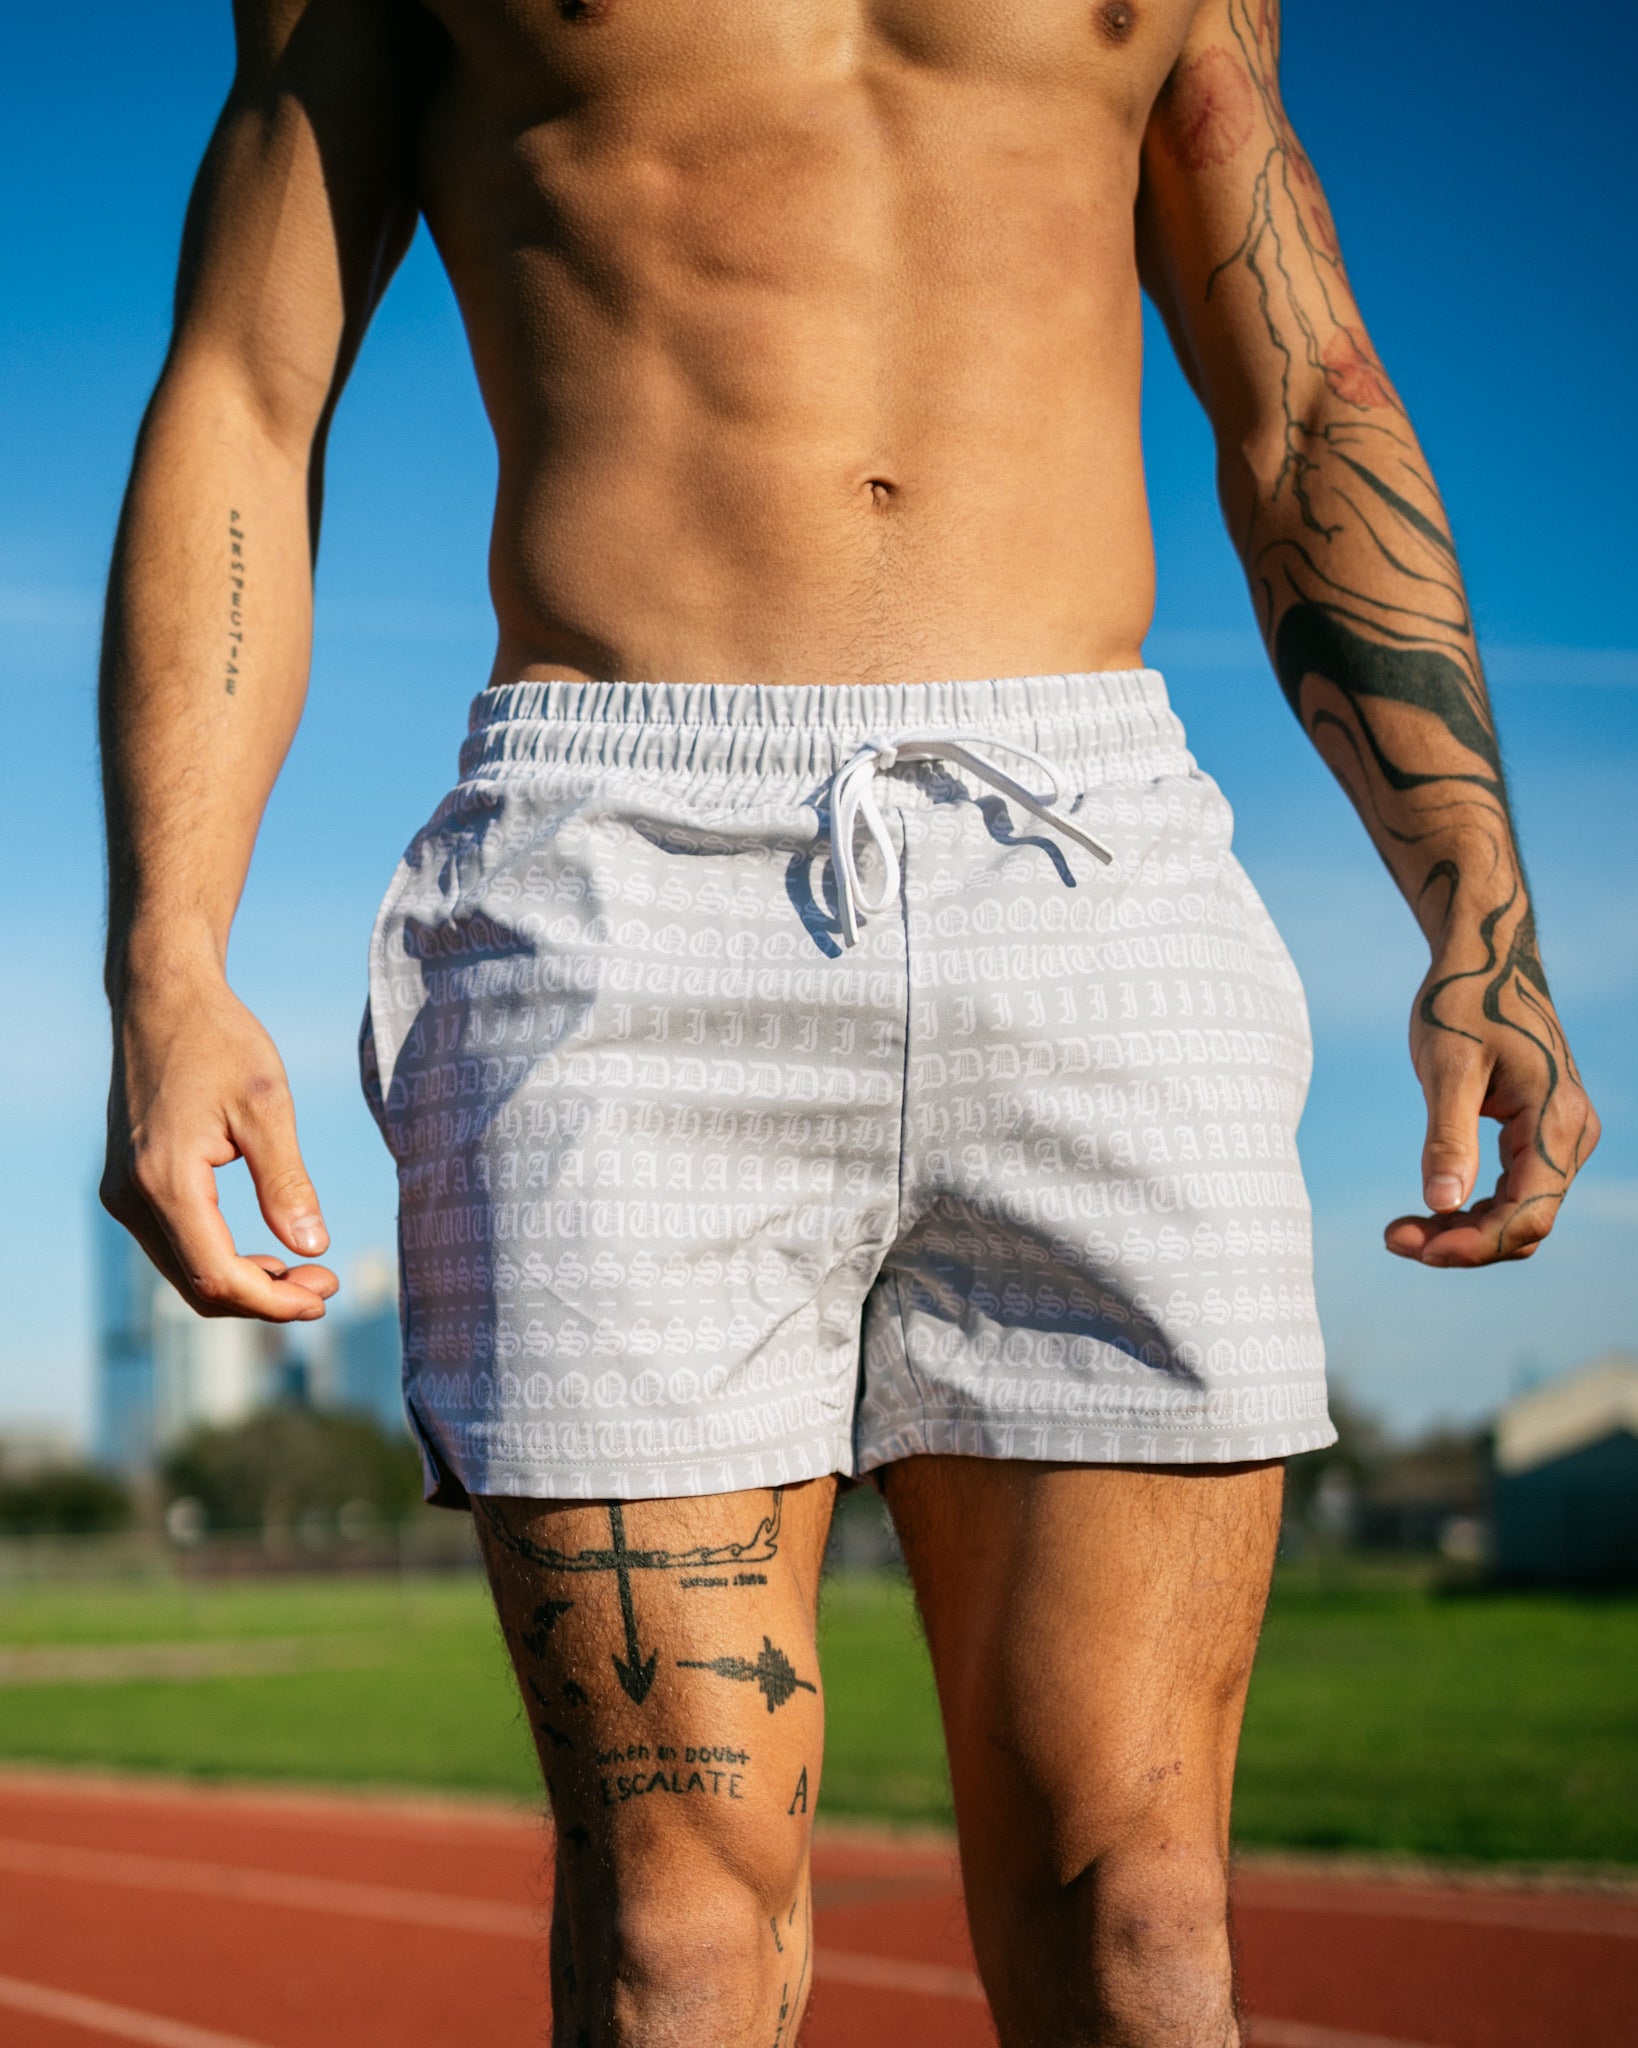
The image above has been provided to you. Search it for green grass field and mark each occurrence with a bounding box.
[0,1562,1632,1867]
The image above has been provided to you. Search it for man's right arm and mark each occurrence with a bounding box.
[1136,0,1596,1266]
[101,0,425,1319]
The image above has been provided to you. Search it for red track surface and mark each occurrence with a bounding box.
[0,1774,1632,2047]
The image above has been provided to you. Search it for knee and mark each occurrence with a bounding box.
[1086,1847,1235,2045]
[990,1842,1236,2048]
[585,1870,799,2048]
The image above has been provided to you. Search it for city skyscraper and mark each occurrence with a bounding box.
[311,1252,406,1438]
[92,1200,286,1471]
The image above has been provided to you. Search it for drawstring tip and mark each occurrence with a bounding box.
[1057,818,1117,868]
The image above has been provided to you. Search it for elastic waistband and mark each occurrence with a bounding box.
[460,670,1186,789]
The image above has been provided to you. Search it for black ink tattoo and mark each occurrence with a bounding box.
[787,1766,809,1816]
[477,1493,784,1706]
[521,1598,573,1660]
[599,1762,746,1805]
[1192,0,1590,1215]
[224,509,245,694]
[678,1636,818,1714]
[770,1894,811,2048]
[581,1736,749,1802]
[605,1505,658,1702]
[525,1675,576,1751]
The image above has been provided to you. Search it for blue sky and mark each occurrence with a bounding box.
[2,2,1633,1443]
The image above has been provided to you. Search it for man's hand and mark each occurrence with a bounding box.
[1385,958,1600,1267]
[102,973,340,1320]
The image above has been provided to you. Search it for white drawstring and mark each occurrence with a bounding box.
[827,729,1114,947]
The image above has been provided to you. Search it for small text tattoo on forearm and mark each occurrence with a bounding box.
[225,510,245,694]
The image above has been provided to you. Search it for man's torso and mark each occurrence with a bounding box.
[412,0,1207,685]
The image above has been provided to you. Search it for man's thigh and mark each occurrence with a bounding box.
[475,1479,834,2037]
[882,1457,1281,1997]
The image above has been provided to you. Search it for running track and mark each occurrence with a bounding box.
[0,1774,1632,2047]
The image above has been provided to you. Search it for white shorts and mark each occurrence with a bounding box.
[361,670,1333,1504]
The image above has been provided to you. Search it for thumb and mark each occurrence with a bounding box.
[1419,1044,1489,1212]
[236,1081,329,1257]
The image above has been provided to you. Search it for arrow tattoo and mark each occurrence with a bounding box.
[606,1503,658,1703]
[476,1493,785,1707]
[677,1636,818,1714]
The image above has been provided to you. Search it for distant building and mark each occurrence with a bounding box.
[0,1423,80,1477]
[93,1199,284,1473]
[93,1204,159,1471]
[1355,1426,1489,1554]
[311,1253,406,1437]
[1493,1353,1638,1587]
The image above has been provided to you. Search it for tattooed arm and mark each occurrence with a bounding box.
[1138,0,1597,1265]
[100,0,423,1317]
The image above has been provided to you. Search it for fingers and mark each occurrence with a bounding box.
[1386,1076,1598,1269]
[129,1148,338,1320]
[232,1074,330,1259]
[1385,1040,1490,1262]
[100,1170,210,1306]
[1417,1043,1489,1216]
[1396,959,1601,1270]
[104,982,343,1322]
[103,1172,336,1322]
[1384,1172,1543,1268]
[245,1252,341,1298]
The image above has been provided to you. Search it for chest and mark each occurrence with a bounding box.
[420,0,1201,116]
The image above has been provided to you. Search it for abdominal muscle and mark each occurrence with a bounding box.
[418,4,1177,688]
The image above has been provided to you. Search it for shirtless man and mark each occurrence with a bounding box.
[100,2,1597,2041]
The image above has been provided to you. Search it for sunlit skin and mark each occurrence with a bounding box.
[97,0,1592,1322]
[96,5,1596,2040]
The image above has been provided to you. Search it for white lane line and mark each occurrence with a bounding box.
[0,1835,536,1938]
[0,1834,986,2007]
[0,1973,277,2048]
[0,1965,1453,2048]
[0,1770,537,1841]
[1248,2023,1451,2048]
[815,1949,985,2001]
[808,1954,1453,2044]
[1236,1878,1638,1942]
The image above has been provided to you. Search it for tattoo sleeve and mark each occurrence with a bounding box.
[1144,0,1578,1170]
